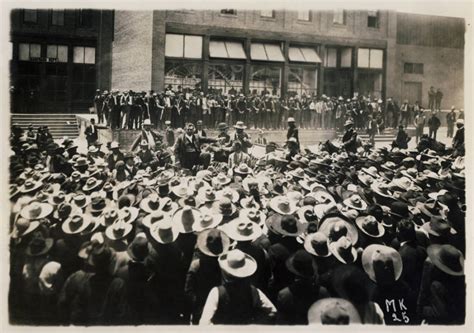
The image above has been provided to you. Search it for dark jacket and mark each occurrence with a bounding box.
[131,129,163,151]
[84,125,98,144]
[428,116,441,130]
[107,151,125,171]
[342,128,358,153]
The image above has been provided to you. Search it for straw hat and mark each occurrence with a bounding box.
[218,249,257,278]
[239,208,266,226]
[197,229,230,257]
[304,232,331,257]
[193,207,223,232]
[297,205,319,224]
[20,179,43,194]
[318,213,359,245]
[118,206,139,224]
[220,217,262,241]
[70,193,91,210]
[269,196,298,215]
[362,244,403,283]
[216,187,240,203]
[171,182,193,198]
[197,187,217,205]
[328,236,358,264]
[308,298,361,324]
[343,194,367,211]
[233,121,247,130]
[148,218,179,244]
[158,197,179,214]
[62,212,92,234]
[427,244,464,276]
[99,207,120,227]
[11,216,40,239]
[240,196,260,210]
[212,173,231,187]
[234,163,253,176]
[355,215,385,238]
[82,177,103,192]
[105,220,133,241]
[173,206,202,233]
[139,193,161,213]
[20,201,53,220]
[267,214,306,237]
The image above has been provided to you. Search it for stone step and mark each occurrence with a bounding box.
[12,113,79,139]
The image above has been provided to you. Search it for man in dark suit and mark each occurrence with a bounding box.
[174,123,216,172]
[342,119,358,154]
[196,120,207,137]
[84,118,99,147]
[107,141,125,171]
[108,90,122,129]
[136,140,158,170]
[452,119,465,157]
[286,117,299,149]
[427,112,441,140]
[131,119,163,151]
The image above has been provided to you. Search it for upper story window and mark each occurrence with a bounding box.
[23,9,38,23]
[78,9,93,27]
[220,9,237,16]
[357,48,383,69]
[297,10,310,21]
[404,62,424,74]
[51,9,65,26]
[19,43,41,61]
[165,34,203,59]
[333,9,346,25]
[260,10,275,18]
[367,10,379,28]
[73,46,96,64]
[46,45,68,63]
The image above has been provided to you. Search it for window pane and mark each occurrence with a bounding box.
[333,10,344,24]
[165,34,184,58]
[24,9,37,22]
[404,63,412,73]
[19,43,30,61]
[30,44,41,59]
[73,47,85,63]
[208,64,244,94]
[288,67,317,96]
[325,48,337,67]
[58,45,68,62]
[209,41,228,58]
[220,9,237,15]
[264,44,284,62]
[47,45,58,59]
[357,48,370,68]
[184,35,202,59]
[52,10,65,26]
[300,47,322,63]
[340,48,352,67]
[289,47,305,62]
[225,41,246,59]
[164,61,202,90]
[414,63,424,74]
[261,10,274,18]
[369,49,383,69]
[84,47,96,64]
[249,65,281,96]
[250,43,267,61]
[297,10,310,21]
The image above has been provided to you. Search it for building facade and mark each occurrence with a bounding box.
[9,9,113,113]
[9,9,465,113]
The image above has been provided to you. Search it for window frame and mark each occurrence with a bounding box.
[357,48,384,69]
[404,62,424,74]
[50,9,65,26]
[164,59,203,91]
[18,43,42,62]
[46,44,68,63]
[333,9,346,25]
[367,10,379,29]
[165,33,203,60]
[73,46,96,64]
[260,10,275,19]
[208,61,245,95]
[249,63,283,96]
[23,9,38,23]
[288,65,319,97]
[297,10,311,22]
[220,9,238,16]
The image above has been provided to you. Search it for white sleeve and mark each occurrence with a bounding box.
[256,288,277,315]
[199,287,219,325]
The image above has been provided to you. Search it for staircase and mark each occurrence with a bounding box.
[11,114,80,139]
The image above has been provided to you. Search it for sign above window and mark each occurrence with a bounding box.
[250,43,284,62]
[288,46,321,63]
[209,41,246,59]
[165,33,203,59]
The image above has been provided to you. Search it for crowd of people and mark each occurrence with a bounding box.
[93,86,464,135]
[9,108,466,326]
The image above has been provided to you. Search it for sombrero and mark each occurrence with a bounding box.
[362,244,403,283]
[196,229,230,257]
[193,207,223,232]
[173,206,202,233]
[427,244,464,276]
[220,217,262,241]
[355,215,385,238]
[269,196,298,215]
[304,232,331,257]
[62,212,92,234]
[20,201,53,220]
[218,249,257,278]
[328,236,358,264]
[318,213,359,245]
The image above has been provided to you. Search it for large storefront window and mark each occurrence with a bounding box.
[165,61,202,90]
[358,72,383,99]
[208,64,244,94]
[249,65,282,96]
[288,67,318,97]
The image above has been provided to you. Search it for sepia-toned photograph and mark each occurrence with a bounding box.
[5,1,471,328]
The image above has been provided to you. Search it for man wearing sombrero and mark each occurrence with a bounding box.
[342,119,358,154]
[231,121,252,154]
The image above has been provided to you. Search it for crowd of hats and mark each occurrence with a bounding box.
[9,128,466,325]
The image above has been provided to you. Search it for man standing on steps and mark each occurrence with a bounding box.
[428,111,441,140]
[84,118,98,147]
[286,117,299,150]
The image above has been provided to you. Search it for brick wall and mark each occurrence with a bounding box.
[111,11,154,91]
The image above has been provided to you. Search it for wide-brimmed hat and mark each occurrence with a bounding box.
[239,208,266,226]
[286,250,318,278]
[141,210,171,228]
[197,229,230,257]
[234,163,253,175]
[220,217,262,241]
[20,179,43,194]
[269,196,298,215]
[343,194,367,211]
[48,191,67,206]
[62,212,92,234]
[267,214,306,237]
[70,193,91,210]
[139,193,161,213]
[148,218,179,244]
[105,220,133,240]
[127,233,150,263]
[193,207,223,232]
[197,187,217,205]
[307,298,361,324]
[118,206,139,224]
[99,207,120,227]
[328,236,358,264]
[171,182,193,198]
[362,244,403,284]
[20,201,53,220]
[11,216,40,239]
[212,173,231,186]
[304,232,331,257]
[82,177,103,192]
[427,244,464,276]
[308,189,336,205]
[416,199,444,219]
[233,121,247,129]
[217,122,229,130]
[158,197,179,214]
[370,181,393,199]
[73,157,89,169]
[355,215,385,238]
[240,196,260,210]
[173,206,202,233]
[85,196,109,216]
[218,249,257,278]
[421,216,457,237]
[297,205,319,224]
[318,213,359,245]
[25,235,54,257]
